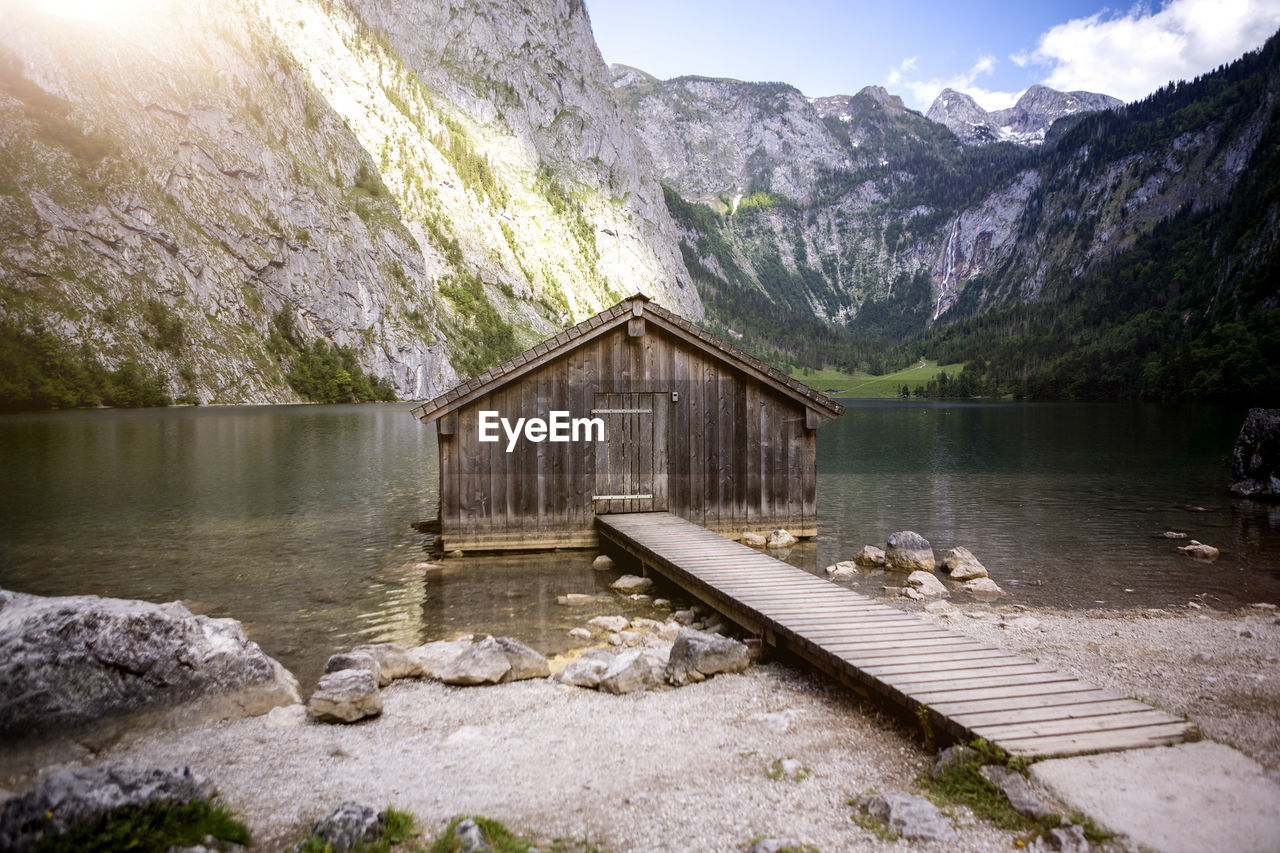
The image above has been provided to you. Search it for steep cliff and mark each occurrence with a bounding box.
[0,0,700,406]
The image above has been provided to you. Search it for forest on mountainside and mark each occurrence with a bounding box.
[673,31,1280,405]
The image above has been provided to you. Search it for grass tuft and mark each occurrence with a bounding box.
[32,796,249,853]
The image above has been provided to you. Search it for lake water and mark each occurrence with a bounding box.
[2,400,1276,684]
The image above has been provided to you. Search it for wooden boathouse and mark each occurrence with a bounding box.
[411,293,844,552]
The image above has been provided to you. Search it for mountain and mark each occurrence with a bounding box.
[621,36,1279,400]
[0,0,699,407]
[926,84,1124,145]
[1,0,1276,410]
[610,65,848,204]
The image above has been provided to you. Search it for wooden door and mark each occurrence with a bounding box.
[591,392,668,514]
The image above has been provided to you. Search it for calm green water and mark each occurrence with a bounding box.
[2,401,1277,684]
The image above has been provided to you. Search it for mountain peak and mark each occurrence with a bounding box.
[927,83,1122,146]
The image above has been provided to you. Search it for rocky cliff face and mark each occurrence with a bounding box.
[625,55,1270,339]
[612,65,849,204]
[927,84,1123,145]
[0,0,700,405]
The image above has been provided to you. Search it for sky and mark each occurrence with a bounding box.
[585,0,1280,111]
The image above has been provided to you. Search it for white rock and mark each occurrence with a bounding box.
[740,532,766,547]
[587,615,629,632]
[825,561,856,580]
[1179,541,1220,561]
[405,639,470,680]
[591,554,614,570]
[906,570,949,597]
[610,574,654,593]
[307,669,382,723]
[568,627,592,641]
[964,577,1005,597]
[853,545,886,567]
[765,529,797,548]
[262,704,307,728]
[941,546,988,580]
[439,636,511,685]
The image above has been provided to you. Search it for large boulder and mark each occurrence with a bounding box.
[439,636,512,685]
[666,627,749,686]
[553,649,615,688]
[307,669,382,723]
[0,590,299,769]
[885,531,935,572]
[494,637,550,682]
[941,547,988,580]
[1229,408,1280,499]
[597,649,662,694]
[352,643,418,682]
[405,639,472,679]
[0,764,210,852]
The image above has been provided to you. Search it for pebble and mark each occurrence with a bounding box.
[1191,652,1213,663]
[568,628,592,641]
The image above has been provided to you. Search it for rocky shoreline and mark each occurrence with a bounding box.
[2,576,1278,851]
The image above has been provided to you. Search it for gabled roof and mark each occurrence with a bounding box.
[411,293,845,422]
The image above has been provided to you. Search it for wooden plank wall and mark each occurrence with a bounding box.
[438,324,818,550]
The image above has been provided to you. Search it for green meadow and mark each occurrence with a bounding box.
[789,360,965,398]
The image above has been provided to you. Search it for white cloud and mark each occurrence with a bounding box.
[1032,0,1280,102]
[887,54,1021,112]
[1009,50,1030,67]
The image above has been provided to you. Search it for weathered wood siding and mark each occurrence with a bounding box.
[438,322,818,551]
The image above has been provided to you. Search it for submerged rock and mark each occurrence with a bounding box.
[666,627,749,686]
[1229,408,1280,499]
[307,669,382,723]
[1178,540,1220,561]
[941,546,988,580]
[739,532,767,547]
[885,531,934,572]
[0,590,298,767]
[610,575,654,594]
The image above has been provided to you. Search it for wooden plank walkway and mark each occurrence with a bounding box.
[597,511,1196,758]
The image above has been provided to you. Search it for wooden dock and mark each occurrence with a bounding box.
[597,511,1196,758]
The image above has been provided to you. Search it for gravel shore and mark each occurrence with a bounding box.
[40,602,1280,851]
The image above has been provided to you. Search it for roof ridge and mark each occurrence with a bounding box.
[411,295,843,421]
